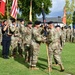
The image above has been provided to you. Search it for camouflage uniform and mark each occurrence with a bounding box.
[46,23,64,71]
[19,24,26,53]
[61,27,66,47]
[70,29,73,42]
[0,26,2,45]
[10,25,20,56]
[24,26,32,62]
[66,27,71,42]
[30,26,44,68]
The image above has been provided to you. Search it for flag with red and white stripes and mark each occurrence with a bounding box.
[0,0,6,16]
[11,0,18,19]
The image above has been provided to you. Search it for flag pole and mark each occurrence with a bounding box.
[29,0,32,22]
[42,2,51,75]
[6,0,12,35]
[7,0,9,19]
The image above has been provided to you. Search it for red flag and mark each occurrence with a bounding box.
[11,0,18,19]
[62,17,66,25]
[62,6,66,25]
[0,0,6,16]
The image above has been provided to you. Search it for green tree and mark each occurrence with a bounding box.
[65,0,75,25]
[72,11,75,25]
[0,0,52,21]
[19,0,52,21]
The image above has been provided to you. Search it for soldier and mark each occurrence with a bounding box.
[66,26,71,42]
[19,19,25,53]
[46,21,64,72]
[1,20,12,59]
[10,20,18,57]
[29,21,45,70]
[61,26,67,47]
[69,26,73,42]
[24,21,32,62]
[0,22,2,45]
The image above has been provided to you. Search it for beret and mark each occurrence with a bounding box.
[20,19,24,22]
[47,21,53,24]
[34,21,41,25]
[28,21,32,24]
[55,25,60,28]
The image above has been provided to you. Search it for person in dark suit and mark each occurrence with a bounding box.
[2,20,11,59]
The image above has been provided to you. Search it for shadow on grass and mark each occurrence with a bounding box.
[64,70,74,75]
[0,46,29,69]
[37,62,48,74]
[14,55,29,68]
[37,62,47,69]
[0,47,3,58]
[52,67,60,72]
[38,57,47,62]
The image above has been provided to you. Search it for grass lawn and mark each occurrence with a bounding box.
[0,42,75,75]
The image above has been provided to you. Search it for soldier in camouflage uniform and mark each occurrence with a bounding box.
[46,22,64,72]
[61,26,67,47]
[10,20,20,57]
[29,21,45,70]
[18,19,26,56]
[53,25,62,65]
[24,22,32,62]
[66,26,71,42]
[0,25,2,45]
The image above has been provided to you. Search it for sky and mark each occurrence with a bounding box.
[38,0,65,18]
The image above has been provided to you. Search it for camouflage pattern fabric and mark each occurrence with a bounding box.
[30,27,44,67]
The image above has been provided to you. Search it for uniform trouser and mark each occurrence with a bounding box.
[11,43,22,55]
[53,42,63,64]
[2,40,11,56]
[0,34,2,45]
[48,43,63,67]
[24,45,31,62]
[53,55,58,64]
[66,35,70,42]
[62,40,65,47]
[31,42,40,67]
[18,43,23,55]
[11,41,17,55]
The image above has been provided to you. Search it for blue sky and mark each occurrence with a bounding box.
[38,0,65,18]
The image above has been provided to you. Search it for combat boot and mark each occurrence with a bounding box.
[59,64,65,72]
[29,66,39,70]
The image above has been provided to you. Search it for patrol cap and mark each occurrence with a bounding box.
[68,26,71,28]
[55,25,60,28]
[12,19,15,23]
[28,21,32,24]
[64,26,67,29]
[34,21,41,25]
[20,19,24,22]
[47,21,53,24]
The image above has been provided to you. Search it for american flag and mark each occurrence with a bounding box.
[11,0,18,19]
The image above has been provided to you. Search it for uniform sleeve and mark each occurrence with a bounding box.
[50,29,57,43]
[1,26,5,34]
[33,28,43,42]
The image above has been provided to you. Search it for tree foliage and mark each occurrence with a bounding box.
[65,0,75,25]
[18,0,52,21]
[72,11,75,25]
[0,0,52,21]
